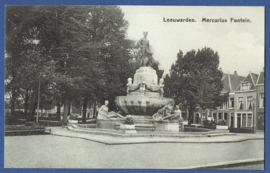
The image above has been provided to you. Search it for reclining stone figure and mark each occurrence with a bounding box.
[97,100,125,120]
[152,102,182,122]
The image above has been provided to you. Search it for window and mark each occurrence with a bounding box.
[230,98,234,108]
[238,97,243,110]
[206,109,211,118]
[218,113,222,120]
[241,82,250,91]
[247,97,253,110]
[230,113,234,127]
[247,114,252,126]
[239,113,253,127]
[237,113,253,128]
[223,101,228,109]
[224,113,228,120]
[202,113,205,119]
[260,93,265,108]
[242,113,247,126]
[213,113,217,121]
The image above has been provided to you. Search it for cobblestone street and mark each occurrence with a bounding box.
[5,134,264,169]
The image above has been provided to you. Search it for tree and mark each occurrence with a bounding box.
[5,6,59,120]
[5,6,165,124]
[164,47,228,124]
[5,6,85,122]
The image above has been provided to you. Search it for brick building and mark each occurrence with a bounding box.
[233,72,259,130]
[211,71,245,127]
[192,69,265,131]
[256,69,265,130]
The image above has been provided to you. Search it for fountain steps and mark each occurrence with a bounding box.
[68,125,236,138]
[75,123,230,134]
[78,123,156,131]
[114,124,155,131]
[78,124,97,128]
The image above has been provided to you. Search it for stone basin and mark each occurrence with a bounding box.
[115,95,174,116]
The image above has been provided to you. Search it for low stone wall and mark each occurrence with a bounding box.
[153,121,179,132]
[128,115,153,124]
[96,119,125,129]
[114,124,155,131]
[229,127,255,133]
[97,118,183,132]
[5,129,49,136]
[38,120,62,126]
[183,127,211,132]
[118,124,137,134]
[78,124,97,128]
[5,125,50,136]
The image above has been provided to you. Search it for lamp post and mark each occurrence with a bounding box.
[252,98,255,133]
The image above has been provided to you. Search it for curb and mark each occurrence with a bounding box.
[50,130,264,145]
[181,158,264,169]
[50,133,110,145]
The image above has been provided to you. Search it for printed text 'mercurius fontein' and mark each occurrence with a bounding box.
[202,18,251,23]
[162,17,251,23]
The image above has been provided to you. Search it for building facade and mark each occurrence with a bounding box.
[192,69,265,131]
[210,71,245,127]
[256,70,265,130]
[233,72,258,130]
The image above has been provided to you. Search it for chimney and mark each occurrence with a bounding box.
[234,71,237,75]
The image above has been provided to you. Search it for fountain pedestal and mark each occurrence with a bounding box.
[97,119,125,129]
[118,124,137,134]
[153,121,179,132]
[115,66,174,118]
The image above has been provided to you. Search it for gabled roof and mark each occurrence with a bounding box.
[221,73,245,93]
[221,74,231,93]
[235,72,259,91]
[221,74,227,81]
[250,73,259,87]
[256,71,265,85]
[229,74,245,91]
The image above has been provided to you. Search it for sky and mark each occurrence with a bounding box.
[120,6,265,77]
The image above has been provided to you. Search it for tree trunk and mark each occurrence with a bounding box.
[186,108,189,122]
[56,101,61,120]
[82,96,88,123]
[188,109,193,125]
[10,89,16,117]
[87,110,89,119]
[28,92,38,121]
[63,95,69,125]
[24,89,29,119]
[9,88,17,124]
[93,100,97,119]
[68,102,71,116]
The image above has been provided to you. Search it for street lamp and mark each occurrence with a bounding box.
[252,98,255,133]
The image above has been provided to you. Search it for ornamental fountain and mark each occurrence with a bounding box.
[67,32,233,137]
[114,65,174,121]
[96,32,178,131]
[115,31,174,119]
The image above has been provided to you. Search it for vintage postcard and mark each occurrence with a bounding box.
[4,5,265,170]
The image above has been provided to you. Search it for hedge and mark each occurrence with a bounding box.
[5,124,50,136]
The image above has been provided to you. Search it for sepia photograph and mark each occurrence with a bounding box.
[4,4,265,170]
